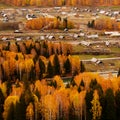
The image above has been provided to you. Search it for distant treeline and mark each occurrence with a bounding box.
[0,0,120,6]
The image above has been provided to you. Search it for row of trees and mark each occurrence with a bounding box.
[0,72,120,120]
[3,40,72,57]
[94,17,120,31]
[88,18,120,31]
[26,17,74,30]
[1,0,120,6]
[0,40,84,83]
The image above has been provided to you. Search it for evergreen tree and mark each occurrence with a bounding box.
[115,90,120,120]
[63,17,68,28]
[29,66,36,82]
[51,47,55,55]
[89,79,98,90]
[91,20,95,28]
[117,68,120,77]
[85,90,94,120]
[64,58,71,74]
[80,79,85,87]
[6,103,14,120]
[0,89,4,120]
[47,61,54,78]
[77,84,81,93]
[15,94,27,120]
[39,58,45,79]
[70,79,76,86]
[53,54,60,75]
[35,88,41,100]
[42,41,49,58]
[80,79,85,91]
[102,88,116,120]
[80,61,86,73]
[15,55,18,60]
[87,21,91,28]
[57,16,61,21]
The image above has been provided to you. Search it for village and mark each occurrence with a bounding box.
[0,6,120,76]
[1,1,120,120]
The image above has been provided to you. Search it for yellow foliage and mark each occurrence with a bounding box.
[3,96,19,120]
[91,90,102,120]
[26,102,34,120]
[39,95,58,120]
[53,75,65,89]
[0,82,7,97]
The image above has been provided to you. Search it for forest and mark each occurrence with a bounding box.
[0,0,120,6]
[0,39,120,120]
[26,17,74,30]
[88,18,120,31]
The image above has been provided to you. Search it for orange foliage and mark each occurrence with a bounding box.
[94,17,120,31]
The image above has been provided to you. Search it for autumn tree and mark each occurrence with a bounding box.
[26,102,34,120]
[3,96,19,120]
[39,95,58,120]
[91,90,102,120]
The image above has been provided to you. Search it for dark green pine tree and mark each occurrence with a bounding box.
[6,103,15,120]
[91,20,95,28]
[70,79,76,87]
[89,79,98,90]
[0,89,4,120]
[15,54,19,61]
[51,47,55,55]
[87,21,91,28]
[39,58,45,79]
[63,17,68,28]
[85,90,94,120]
[0,64,4,82]
[80,61,86,73]
[115,90,120,120]
[42,41,49,58]
[79,79,85,91]
[34,88,41,100]
[102,88,116,120]
[29,66,36,82]
[15,94,27,120]
[4,41,10,51]
[64,58,71,75]
[80,79,85,87]
[53,54,60,75]
[77,84,81,93]
[47,61,54,78]
[56,16,61,21]
[117,68,120,77]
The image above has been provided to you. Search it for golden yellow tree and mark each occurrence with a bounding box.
[91,90,102,120]
[39,94,58,120]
